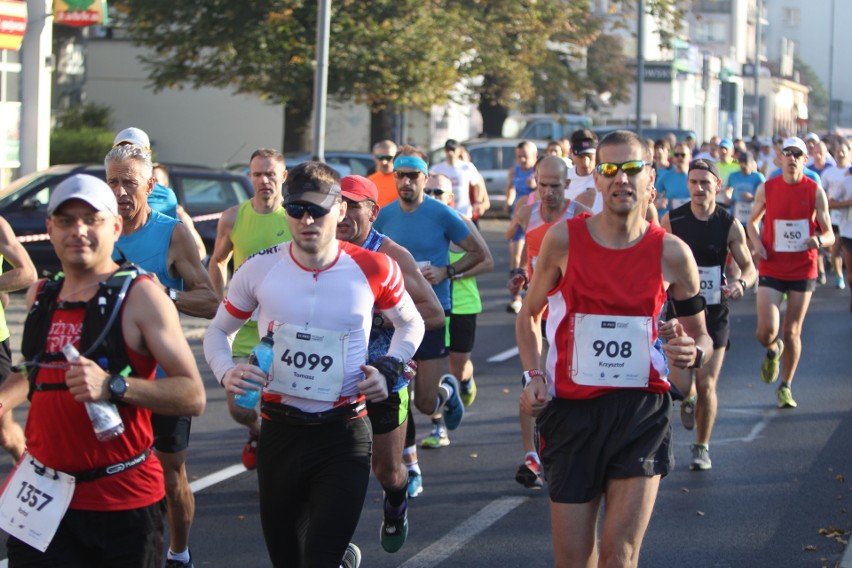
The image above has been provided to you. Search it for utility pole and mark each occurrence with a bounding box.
[20,0,52,175]
[753,0,762,136]
[827,0,835,134]
[312,0,330,162]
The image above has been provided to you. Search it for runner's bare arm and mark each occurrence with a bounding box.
[168,222,220,318]
[0,217,37,292]
[381,239,445,330]
[208,205,238,297]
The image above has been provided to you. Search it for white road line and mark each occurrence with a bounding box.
[189,463,248,493]
[487,347,518,363]
[397,496,528,568]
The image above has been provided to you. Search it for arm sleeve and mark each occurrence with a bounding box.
[382,291,425,363]
[202,264,257,384]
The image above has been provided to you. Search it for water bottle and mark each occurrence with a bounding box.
[235,323,275,409]
[61,344,125,442]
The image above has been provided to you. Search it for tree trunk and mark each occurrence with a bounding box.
[478,76,509,139]
[283,103,312,153]
[370,108,397,147]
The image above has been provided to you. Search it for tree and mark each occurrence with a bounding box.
[50,103,115,164]
[794,56,828,130]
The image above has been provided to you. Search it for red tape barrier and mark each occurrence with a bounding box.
[16,212,224,244]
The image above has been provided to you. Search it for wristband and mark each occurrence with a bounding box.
[522,369,545,387]
[816,234,823,247]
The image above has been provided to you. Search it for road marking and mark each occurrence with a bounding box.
[487,347,518,362]
[189,463,248,493]
[397,496,528,568]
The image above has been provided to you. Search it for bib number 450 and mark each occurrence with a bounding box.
[280,349,334,372]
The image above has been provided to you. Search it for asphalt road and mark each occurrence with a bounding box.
[0,218,850,567]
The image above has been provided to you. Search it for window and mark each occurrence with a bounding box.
[180,176,248,212]
[694,0,732,13]
[783,7,800,26]
[468,147,500,171]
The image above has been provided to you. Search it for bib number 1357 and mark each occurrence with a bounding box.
[14,481,54,511]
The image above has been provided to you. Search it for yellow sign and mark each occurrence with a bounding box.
[54,0,107,27]
[0,0,26,51]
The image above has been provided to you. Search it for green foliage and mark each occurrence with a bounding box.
[50,127,115,165]
[54,103,113,130]
[794,56,827,113]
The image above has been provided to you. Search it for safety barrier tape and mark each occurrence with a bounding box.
[15,211,224,244]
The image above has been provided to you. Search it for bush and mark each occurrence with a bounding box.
[50,127,114,164]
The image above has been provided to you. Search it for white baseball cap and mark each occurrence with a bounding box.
[113,127,150,150]
[782,137,808,155]
[47,174,118,216]
[804,132,820,143]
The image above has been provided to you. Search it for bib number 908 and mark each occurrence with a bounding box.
[592,340,632,359]
[280,349,333,372]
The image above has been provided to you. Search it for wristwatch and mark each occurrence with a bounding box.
[108,374,128,403]
[372,313,385,329]
[738,279,748,292]
[166,287,179,302]
[446,265,456,280]
[690,346,706,369]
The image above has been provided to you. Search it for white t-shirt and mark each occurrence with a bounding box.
[430,161,481,217]
[821,165,850,227]
[564,168,596,201]
[836,176,852,238]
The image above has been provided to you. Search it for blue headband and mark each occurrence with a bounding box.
[393,155,428,174]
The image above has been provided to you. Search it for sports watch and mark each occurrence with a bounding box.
[108,374,128,403]
[690,346,706,369]
[446,265,456,280]
[166,287,178,302]
[522,369,545,387]
[372,313,385,328]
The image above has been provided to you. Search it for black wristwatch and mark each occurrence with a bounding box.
[690,346,706,369]
[108,374,128,403]
[738,279,747,291]
[446,265,456,280]
[372,313,385,328]
[166,287,178,302]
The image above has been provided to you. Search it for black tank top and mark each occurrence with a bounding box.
[669,203,733,268]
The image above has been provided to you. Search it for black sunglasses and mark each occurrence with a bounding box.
[284,203,332,219]
[781,149,804,158]
[424,188,446,196]
[394,171,422,180]
[673,152,687,158]
[375,154,394,161]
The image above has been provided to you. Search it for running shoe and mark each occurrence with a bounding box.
[760,338,784,384]
[680,396,696,431]
[818,272,827,285]
[407,470,423,498]
[506,299,522,314]
[515,456,544,489]
[342,543,361,568]
[441,375,464,430]
[689,444,712,471]
[421,424,449,449]
[836,276,847,290]
[777,384,797,408]
[460,376,477,407]
[242,433,259,470]
[380,497,408,553]
[165,551,193,568]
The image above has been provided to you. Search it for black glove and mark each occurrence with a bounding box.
[370,356,404,393]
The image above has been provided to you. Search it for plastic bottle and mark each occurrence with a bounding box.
[234,323,275,409]
[61,344,125,442]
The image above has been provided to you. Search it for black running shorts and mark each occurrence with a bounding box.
[537,390,674,504]
[758,275,817,293]
[447,313,477,354]
[367,388,409,435]
[151,414,192,453]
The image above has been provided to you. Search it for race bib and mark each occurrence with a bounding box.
[670,197,690,209]
[267,323,349,402]
[571,314,652,388]
[698,265,722,305]
[733,201,753,225]
[0,453,75,552]
[773,219,809,252]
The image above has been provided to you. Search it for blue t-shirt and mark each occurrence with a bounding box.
[148,182,179,219]
[657,170,689,215]
[512,164,536,201]
[727,171,765,203]
[374,197,470,310]
[114,209,183,291]
[768,167,822,186]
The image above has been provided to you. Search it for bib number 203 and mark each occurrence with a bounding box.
[280,349,333,372]
[592,340,632,359]
[15,481,53,512]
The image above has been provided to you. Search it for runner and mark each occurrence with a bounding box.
[661,159,756,471]
[503,141,538,313]
[746,137,835,408]
[203,162,425,567]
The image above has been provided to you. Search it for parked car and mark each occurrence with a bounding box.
[283,151,375,178]
[0,163,252,276]
[429,138,549,212]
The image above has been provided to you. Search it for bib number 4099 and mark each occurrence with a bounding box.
[280,349,333,372]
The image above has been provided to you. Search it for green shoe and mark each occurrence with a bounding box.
[761,338,784,384]
[460,377,477,408]
[680,396,696,431]
[420,425,449,449]
[380,498,408,553]
[777,384,797,408]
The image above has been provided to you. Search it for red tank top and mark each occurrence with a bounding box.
[26,305,164,511]
[546,217,670,400]
[525,202,585,278]
[759,175,818,280]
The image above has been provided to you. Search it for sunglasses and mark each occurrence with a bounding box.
[781,149,804,158]
[596,160,648,178]
[394,170,422,180]
[284,203,332,219]
[424,188,446,196]
[673,153,687,158]
[374,154,394,161]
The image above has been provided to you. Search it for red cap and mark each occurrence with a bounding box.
[340,175,378,202]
